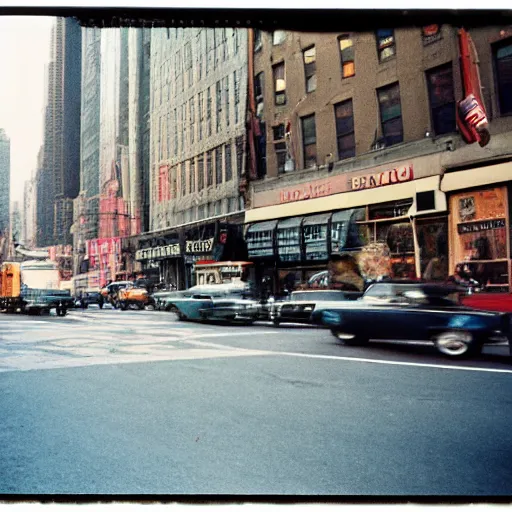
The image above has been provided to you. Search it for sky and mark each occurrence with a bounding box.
[0,16,54,205]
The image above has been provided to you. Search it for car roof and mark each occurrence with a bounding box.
[366,281,463,294]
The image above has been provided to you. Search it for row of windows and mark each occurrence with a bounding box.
[263,37,512,172]
[169,197,243,226]
[262,31,512,120]
[152,28,241,108]
[154,69,243,163]
[269,63,456,172]
[156,137,244,202]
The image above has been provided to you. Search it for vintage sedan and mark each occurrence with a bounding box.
[311,282,512,359]
[270,289,363,327]
[160,284,260,324]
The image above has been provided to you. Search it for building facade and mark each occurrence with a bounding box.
[244,26,512,295]
[0,129,10,236]
[36,17,82,247]
[72,27,152,290]
[133,27,249,289]
[22,175,37,248]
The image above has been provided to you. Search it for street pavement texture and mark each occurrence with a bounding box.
[0,307,512,496]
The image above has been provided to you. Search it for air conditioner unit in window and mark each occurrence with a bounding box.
[370,137,387,151]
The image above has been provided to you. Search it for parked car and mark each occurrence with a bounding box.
[75,289,105,309]
[270,289,363,327]
[160,284,260,324]
[311,281,512,359]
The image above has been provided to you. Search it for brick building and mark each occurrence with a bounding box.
[244,26,512,295]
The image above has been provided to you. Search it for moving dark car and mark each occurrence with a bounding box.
[271,289,363,326]
[312,282,511,359]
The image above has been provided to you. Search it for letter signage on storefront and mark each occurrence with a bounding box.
[457,218,506,234]
[185,237,214,254]
[280,182,334,204]
[350,165,414,191]
[135,243,181,261]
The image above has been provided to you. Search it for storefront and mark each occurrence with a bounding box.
[135,236,182,288]
[245,160,449,294]
[441,161,512,293]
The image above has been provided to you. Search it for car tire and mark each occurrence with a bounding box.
[434,331,480,359]
[120,302,128,311]
[168,305,184,321]
[331,329,368,346]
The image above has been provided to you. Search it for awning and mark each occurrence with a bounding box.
[303,212,332,226]
[441,161,512,192]
[277,216,303,229]
[245,176,441,223]
[246,220,278,233]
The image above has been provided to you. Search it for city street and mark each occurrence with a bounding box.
[0,307,512,496]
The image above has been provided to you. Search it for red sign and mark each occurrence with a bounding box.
[350,165,414,191]
[280,182,333,204]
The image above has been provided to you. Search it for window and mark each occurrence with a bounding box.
[198,92,204,140]
[234,70,240,124]
[494,39,512,115]
[222,28,228,60]
[207,87,212,136]
[236,136,244,176]
[166,111,171,158]
[377,82,403,145]
[254,29,262,51]
[334,99,356,159]
[301,114,317,169]
[273,124,287,174]
[422,25,442,45]
[189,98,195,144]
[273,30,286,45]
[225,143,232,182]
[173,108,178,153]
[339,35,355,78]
[185,42,193,87]
[426,63,456,135]
[207,150,213,187]
[181,103,186,151]
[273,63,286,105]
[216,80,222,133]
[190,158,196,194]
[181,163,187,197]
[303,46,317,93]
[198,154,204,191]
[216,146,223,185]
[254,71,264,117]
[233,29,240,55]
[224,76,230,128]
[376,29,396,62]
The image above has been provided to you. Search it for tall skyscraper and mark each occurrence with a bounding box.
[36,17,82,247]
[0,129,10,236]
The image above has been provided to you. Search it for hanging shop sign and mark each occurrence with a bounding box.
[135,243,181,261]
[185,237,215,254]
[350,165,414,191]
[457,218,506,234]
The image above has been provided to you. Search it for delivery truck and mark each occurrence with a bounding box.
[0,260,75,316]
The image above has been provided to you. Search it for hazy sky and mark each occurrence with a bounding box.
[0,16,54,204]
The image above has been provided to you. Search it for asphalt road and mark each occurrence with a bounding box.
[1,306,512,496]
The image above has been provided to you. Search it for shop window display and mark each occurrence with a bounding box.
[417,219,449,281]
[450,186,509,292]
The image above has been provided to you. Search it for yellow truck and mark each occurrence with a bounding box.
[0,260,75,316]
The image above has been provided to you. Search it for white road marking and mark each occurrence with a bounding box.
[274,351,512,374]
